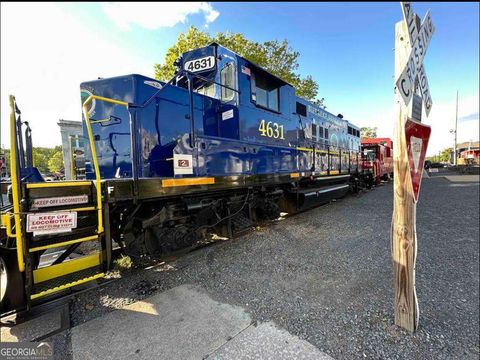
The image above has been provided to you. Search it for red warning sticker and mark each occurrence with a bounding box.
[27,212,77,235]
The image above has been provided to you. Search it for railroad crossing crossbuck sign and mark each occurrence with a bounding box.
[392,2,435,333]
[397,1,434,199]
[396,2,435,116]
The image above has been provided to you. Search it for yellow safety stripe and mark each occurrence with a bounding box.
[83,97,107,234]
[162,177,215,187]
[61,206,96,212]
[69,135,75,180]
[27,181,92,189]
[297,147,340,155]
[33,252,102,283]
[28,207,96,213]
[31,273,104,300]
[29,235,98,252]
[330,170,340,175]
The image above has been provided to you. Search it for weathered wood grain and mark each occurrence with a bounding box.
[392,20,419,332]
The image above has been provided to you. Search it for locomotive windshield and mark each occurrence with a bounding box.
[175,45,238,105]
[363,149,377,161]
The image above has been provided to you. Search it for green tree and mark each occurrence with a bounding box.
[1,146,64,176]
[427,148,452,163]
[154,27,212,82]
[48,150,64,173]
[32,146,63,174]
[154,26,322,102]
[439,148,451,163]
[360,127,377,139]
[33,148,49,173]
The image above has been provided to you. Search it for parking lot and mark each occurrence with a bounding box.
[2,173,479,359]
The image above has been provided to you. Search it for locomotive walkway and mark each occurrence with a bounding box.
[2,171,478,359]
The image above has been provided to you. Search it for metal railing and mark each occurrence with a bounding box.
[7,95,25,272]
[82,95,129,234]
[81,69,240,183]
[2,71,236,272]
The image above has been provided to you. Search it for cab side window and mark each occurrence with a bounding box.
[312,123,318,141]
[221,62,236,103]
[251,71,280,112]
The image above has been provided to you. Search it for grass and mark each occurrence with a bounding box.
[114,254,133,270]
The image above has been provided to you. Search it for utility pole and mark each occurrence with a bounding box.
[454,90,458,166]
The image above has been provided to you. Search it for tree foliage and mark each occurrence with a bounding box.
[154,26,322,102]
[48,150,65,173]
[33,146,64,174]
[0,146,64,177]
[360,127,378,139]
[426,147,451,163]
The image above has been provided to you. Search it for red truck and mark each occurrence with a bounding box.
[361,138,394,186]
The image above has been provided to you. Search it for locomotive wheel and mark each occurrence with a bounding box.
[122,229,146,258]
[144,226,197,256]
[0,248,26,313]
[124,225,198,258]
[256,199,280,220]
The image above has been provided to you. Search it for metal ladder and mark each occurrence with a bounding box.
[1,95,108,305]
[1,179,107,302]
[22,181,106,300]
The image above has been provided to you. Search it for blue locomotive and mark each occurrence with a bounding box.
[79,42,362,255]
[81,43,360,182]
[1,43,364,311]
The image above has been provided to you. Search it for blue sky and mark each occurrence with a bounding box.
[1,2,479,155]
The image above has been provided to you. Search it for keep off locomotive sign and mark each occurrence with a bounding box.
[391,2,434,332]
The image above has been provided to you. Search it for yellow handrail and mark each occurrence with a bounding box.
[9,95,25,272]
[1,214,15,238]
[82,95,128,235]
[69,134,75,180]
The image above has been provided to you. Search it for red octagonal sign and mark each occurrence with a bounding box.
[405,118,431,203]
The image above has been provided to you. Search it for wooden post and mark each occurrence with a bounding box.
[392,20,419,332]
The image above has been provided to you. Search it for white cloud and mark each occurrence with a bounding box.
[102,2,219,31]
[353,94,479,156]
[1,3,153,148]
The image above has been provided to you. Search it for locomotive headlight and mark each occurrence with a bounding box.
[174,55,183,73]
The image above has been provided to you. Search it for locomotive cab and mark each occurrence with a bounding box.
[361,138,394,185]
[174,43,240,140]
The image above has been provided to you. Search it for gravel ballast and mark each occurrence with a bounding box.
[57,176,479,359]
